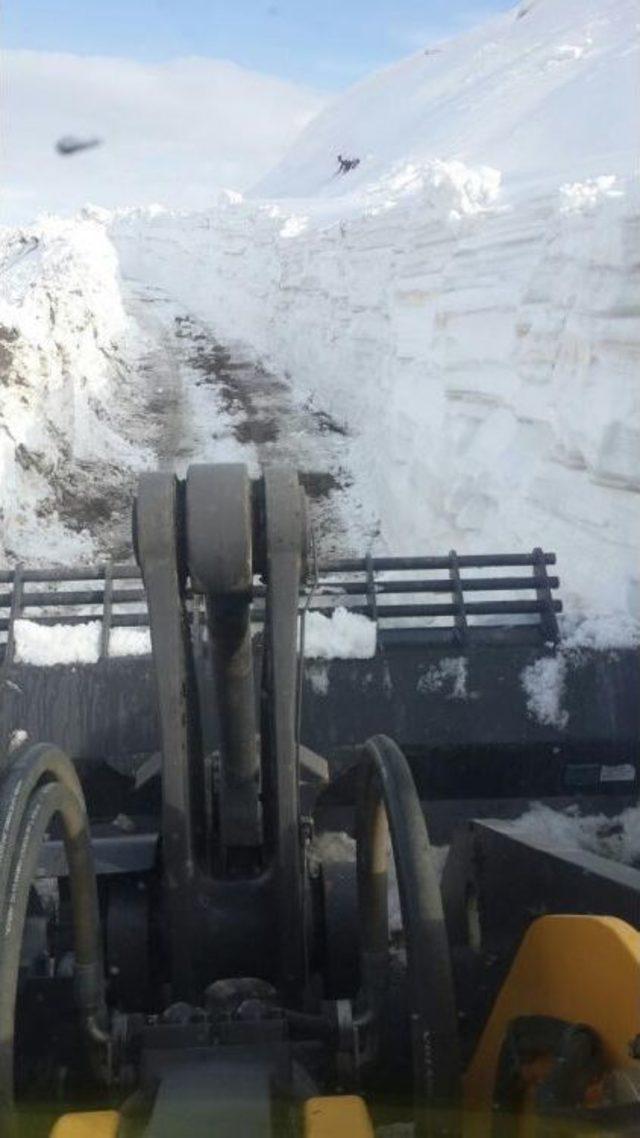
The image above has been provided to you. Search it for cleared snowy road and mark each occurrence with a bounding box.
[0,216,375,566]
[118,276,377,560]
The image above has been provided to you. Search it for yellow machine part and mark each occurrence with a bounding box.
[464,914,640,1135]
[50,1097,374,1138]
[50,1112,120,1138]
[304,1095,374,1137]
[48,917,640,1138]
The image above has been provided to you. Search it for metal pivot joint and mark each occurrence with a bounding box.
[260,466,309,1001]
[134,473,202,997]
[134,463,310,1003]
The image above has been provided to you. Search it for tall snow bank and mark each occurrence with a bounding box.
[0,215,148,562]
[112,169,640,623]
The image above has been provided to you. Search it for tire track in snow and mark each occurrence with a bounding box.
[121,282,377,559]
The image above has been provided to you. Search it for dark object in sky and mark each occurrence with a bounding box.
[55,135,103,157]
[337,154,360,174]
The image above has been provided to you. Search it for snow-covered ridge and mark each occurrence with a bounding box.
[255,0,637,199]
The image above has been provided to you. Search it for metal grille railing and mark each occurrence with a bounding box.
[0,550,561,664]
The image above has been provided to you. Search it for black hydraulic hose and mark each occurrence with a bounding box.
[0,744,106,1127]
[0,743,87,904]
[357,735,461,1136]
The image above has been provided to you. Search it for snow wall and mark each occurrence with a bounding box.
[113,167,640,622]
[0,216,150,562]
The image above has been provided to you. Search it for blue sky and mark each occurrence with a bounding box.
[4,0,513,88]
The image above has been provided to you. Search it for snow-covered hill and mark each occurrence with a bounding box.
[1,0,638,633]
[255,0,637,199]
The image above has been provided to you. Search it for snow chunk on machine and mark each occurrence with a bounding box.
[0,464,638,1137]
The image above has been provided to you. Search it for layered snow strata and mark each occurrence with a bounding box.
[113,163,640,624]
